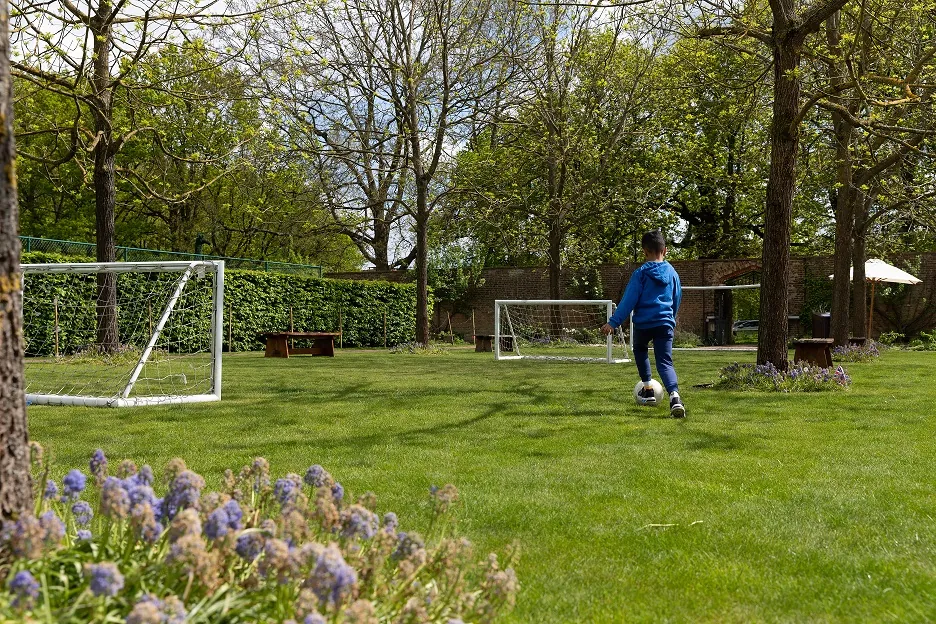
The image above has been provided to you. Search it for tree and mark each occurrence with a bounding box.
[0,0,31,521]
[265,3,415,270]
[692,0,852,367]
[12,0,264,351]
[814,4,936,343]
[378,0,524,343]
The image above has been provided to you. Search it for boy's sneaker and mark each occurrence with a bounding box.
[670,395,686,418]
[638,385,657,406]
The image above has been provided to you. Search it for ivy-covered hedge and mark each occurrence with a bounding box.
[21,252,425,353]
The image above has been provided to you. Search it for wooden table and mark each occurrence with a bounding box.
[792,338,834,367]
[259,332,340,358]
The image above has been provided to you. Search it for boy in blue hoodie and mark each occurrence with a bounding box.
[601,230,685,417]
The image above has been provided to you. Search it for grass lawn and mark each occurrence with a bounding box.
[27,348,936,622]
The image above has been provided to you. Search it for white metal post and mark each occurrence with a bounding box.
[121,263,197,399]
[494,301,501,360]
[606,300,613,363]
[211,261,225,399]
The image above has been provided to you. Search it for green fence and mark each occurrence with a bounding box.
[19,236,323,277]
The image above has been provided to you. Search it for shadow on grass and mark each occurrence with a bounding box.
[682,429,746,452]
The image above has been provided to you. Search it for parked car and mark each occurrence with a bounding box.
[733,319,759,333]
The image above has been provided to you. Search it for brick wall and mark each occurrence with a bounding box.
[330,253,936,340]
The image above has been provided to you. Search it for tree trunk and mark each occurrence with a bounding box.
[414,183,430,345]
[0,0,33,520]
[92,8,119,352]
[547,215,562,301]
[829,122,854,346]
[827,12,855,347]
[851,192,871,337]
[758,40,801,368]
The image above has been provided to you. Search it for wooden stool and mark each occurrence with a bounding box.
[792,338,834,367]
[474,334,513,353]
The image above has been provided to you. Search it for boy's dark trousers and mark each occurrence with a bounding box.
[632,325,678,393]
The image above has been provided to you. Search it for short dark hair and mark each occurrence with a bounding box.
[641,230,666,254]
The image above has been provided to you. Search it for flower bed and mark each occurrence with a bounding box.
[1,446,518,623]
[715,362,851,392]
[831,342,881,363]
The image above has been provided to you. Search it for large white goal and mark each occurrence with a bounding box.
[494,299,631,363]
[21,261,224,407]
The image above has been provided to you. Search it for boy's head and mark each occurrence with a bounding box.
[641,230,667,259]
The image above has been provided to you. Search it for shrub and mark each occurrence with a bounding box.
[908,329,936,351]
[831,342,881,362]
[389,342,449,355]
[0,448,518,623]
[20,252,428,351]
[673,330,702,348]
[715,362,851,392]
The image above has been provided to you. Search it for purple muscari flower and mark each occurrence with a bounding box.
[308,546,357,606]
[62,469,87,500]
[341,506,378,540]
[274,477,299,506]
[137,465,155,487]
[206,500,244,540]
[101,477,130,519]
[44,480,58,500]
[9,570,40,610]
[304,615,327,624]
[235,532,265,561]
[77,529,93,541]
[90,449,108,484]
[127,594,187,624]
[128,485,158,509]
[160,471,205,521]
[204,508,231,541]
[331,482,344,503]
[382,512,398,532]
[85,562,124,597]
[304,465,327,488]
[223,500,243,529]
[393,532,425,559]
[40,511,65,546]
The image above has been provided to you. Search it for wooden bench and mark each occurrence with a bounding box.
[259,332,340,358]
[474,334,513,353]
[792,338,834,367]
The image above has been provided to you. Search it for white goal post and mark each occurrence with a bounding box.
[494,299,631,363]
[21,260,224,407]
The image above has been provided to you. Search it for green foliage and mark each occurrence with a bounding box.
[20,253,425,351]
[427,242,486,305]
[673,330,703,348]
[0,450,519,623]
[877,331,906,346]
[389,342,449,355]
[908,329,936,351]
[801,273,834,322]
[714,361,851,392]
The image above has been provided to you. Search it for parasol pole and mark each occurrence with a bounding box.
[867,281,876,339]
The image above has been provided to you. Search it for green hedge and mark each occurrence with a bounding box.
[21,252,424,353]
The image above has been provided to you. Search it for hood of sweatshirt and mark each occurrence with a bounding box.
[642,261,673,284]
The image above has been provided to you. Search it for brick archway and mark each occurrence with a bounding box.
[705,260,762,286]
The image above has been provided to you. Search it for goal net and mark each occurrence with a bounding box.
[21,261,224,407]
[494,299,630,363]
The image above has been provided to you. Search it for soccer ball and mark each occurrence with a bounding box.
[633,379,664,406]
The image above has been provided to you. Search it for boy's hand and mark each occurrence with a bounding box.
[601,323,614,336]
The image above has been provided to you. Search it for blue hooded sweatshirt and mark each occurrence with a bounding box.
[607,261,681,330]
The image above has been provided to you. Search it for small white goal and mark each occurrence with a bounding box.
[21,261,224,407]
[494,299,631,363]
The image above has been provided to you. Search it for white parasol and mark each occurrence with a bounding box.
[829,259,922,337]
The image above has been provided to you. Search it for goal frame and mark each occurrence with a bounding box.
[21,260,225,407]
[494,299,631,363]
